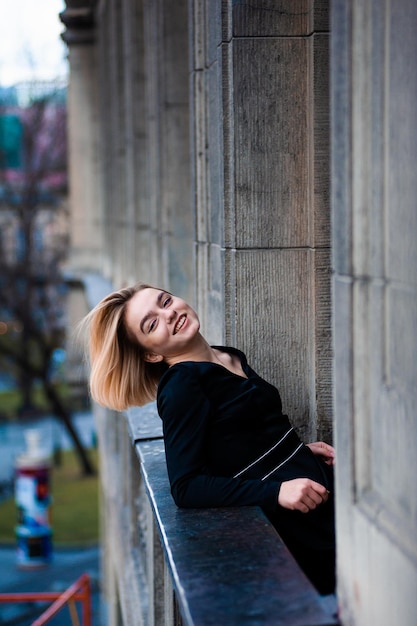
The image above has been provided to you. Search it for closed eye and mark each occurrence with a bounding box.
[148,319,157,332]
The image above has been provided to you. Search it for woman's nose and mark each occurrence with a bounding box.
[165,308,176,323]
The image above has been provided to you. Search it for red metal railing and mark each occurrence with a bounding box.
[0,572,91,626]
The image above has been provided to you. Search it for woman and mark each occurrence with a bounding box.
[85,282,336,594]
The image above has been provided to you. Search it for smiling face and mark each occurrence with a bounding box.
[124,287,201,364]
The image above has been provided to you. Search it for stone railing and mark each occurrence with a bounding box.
[97,401,339,626]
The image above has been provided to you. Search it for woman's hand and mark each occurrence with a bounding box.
[306,441,335,465]
[278,478,329,513]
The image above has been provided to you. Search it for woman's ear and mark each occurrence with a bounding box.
[144,352,164,364]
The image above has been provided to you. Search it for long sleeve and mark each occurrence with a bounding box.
[157,365,281,510]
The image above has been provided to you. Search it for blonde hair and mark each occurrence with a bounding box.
[82,283,168,410]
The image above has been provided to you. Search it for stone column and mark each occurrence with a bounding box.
[60,2,103,274]
[332,0,417,621]
[142,0,192,300]
[191,0,331,440]
[120,0,148,287]
[95,0,128,286]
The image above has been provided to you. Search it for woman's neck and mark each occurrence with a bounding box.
[165,342,247,379]
[164,334,219,367]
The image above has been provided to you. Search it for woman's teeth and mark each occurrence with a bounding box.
[174,315,186,333]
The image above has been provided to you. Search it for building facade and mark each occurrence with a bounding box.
[60,1,417,624]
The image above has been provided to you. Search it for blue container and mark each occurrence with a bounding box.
[15,525,53,568]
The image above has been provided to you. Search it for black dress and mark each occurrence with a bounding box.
[157,346,335,594]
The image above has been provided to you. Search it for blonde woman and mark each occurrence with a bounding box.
[84,283,336,594]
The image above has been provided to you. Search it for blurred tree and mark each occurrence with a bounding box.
[0,87,95,476]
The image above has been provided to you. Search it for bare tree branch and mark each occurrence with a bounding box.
[0,86,94,476]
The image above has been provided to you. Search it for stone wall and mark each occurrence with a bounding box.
[61,1,417,623]
[63,1,332,620]
[331,1,417,623]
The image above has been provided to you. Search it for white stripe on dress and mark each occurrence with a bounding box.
[261,442,304,481]
[233,427,294,478]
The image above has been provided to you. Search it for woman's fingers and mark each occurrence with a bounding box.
[306,441,335,465]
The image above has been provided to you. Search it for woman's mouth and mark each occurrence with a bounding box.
[173,314,187,334]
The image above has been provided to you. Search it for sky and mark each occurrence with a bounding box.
[0,0,68,87]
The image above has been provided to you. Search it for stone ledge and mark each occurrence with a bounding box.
[135,435,339,626]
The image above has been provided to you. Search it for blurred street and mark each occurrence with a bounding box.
[0,411,101,624]
[0,544,101,625]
